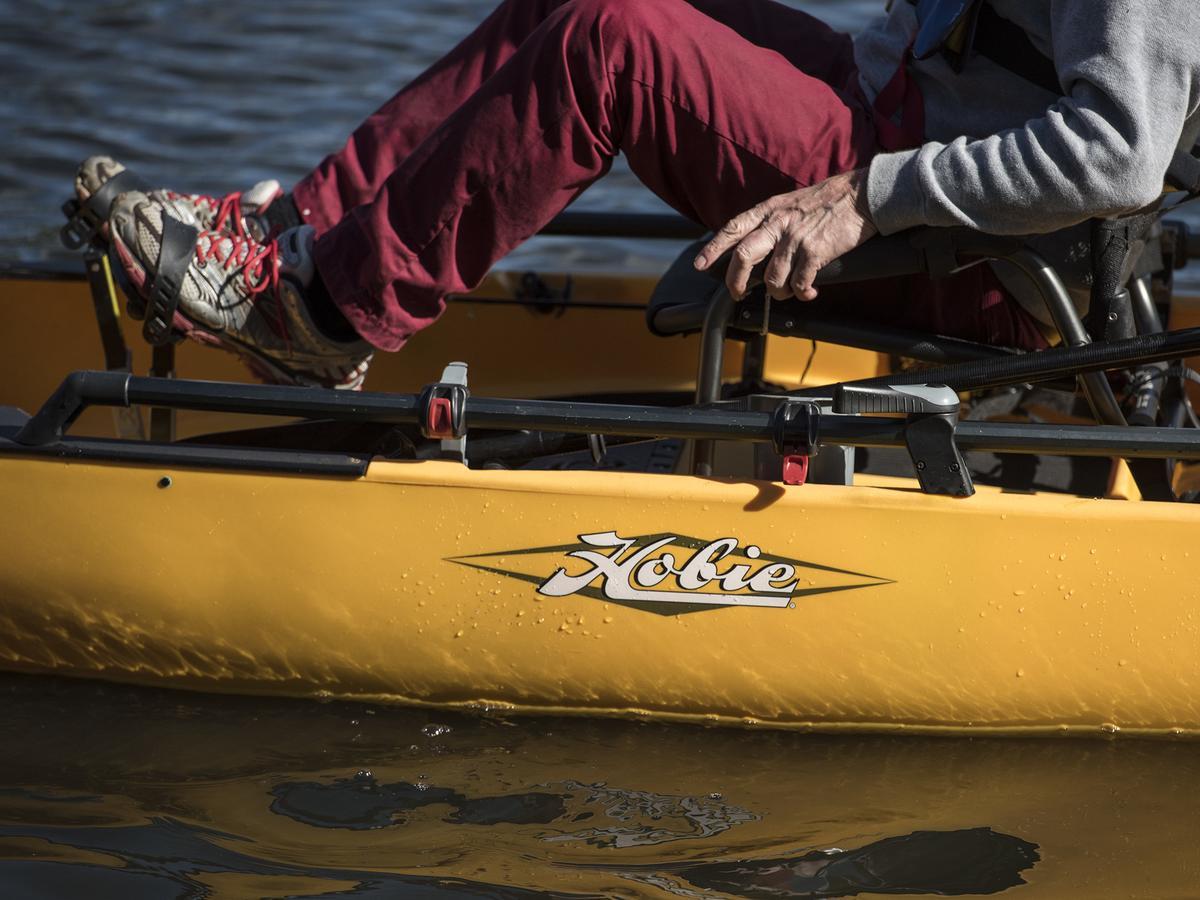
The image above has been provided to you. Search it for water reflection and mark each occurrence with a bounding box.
[646,828,1039,897]
[2,675,1199,897]
[271,771,568,829]
[2,810,584,898]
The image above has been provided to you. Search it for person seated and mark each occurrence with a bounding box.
[74,0,1200,390]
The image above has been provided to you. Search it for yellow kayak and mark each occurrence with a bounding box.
[3,222,1200,738]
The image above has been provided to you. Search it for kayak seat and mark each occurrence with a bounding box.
[652,211,1200,502]
[646,227,1028,365]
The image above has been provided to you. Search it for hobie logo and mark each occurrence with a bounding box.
[447,532,892,613]
[539,531,797,608]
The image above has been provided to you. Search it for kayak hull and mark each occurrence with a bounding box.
[3,454,1197,737]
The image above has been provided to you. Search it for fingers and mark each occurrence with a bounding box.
[791,252,822,302]
[725,225,779,299]
[694,203,769,271]
[764,229,803,300]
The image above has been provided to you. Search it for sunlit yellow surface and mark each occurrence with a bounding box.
[1,456,1197,737]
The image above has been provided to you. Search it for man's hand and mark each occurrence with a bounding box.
[693,169,877,301]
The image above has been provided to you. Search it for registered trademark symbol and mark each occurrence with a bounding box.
[789,602,796,609]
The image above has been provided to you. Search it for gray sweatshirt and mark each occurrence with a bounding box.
[854,1,1200,321]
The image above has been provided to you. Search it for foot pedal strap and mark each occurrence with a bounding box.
[60,169,151,250]
[143,215,198,346]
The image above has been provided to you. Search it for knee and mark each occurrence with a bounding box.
[560,0,666,36]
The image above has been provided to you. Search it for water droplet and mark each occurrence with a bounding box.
[1059,552,1068,561]
[603,616,614,624]
[1100,722,1120,734]
[1016,669,1025,678]
[454,630,464,638]
[422,723,452,738]
[1013,589,1025,597]
[708,792,723,801]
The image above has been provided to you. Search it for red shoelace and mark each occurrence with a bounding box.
[165,189,254,237]
[194,229,291,349]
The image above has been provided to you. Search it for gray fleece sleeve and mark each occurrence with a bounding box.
[867,0,1200,236]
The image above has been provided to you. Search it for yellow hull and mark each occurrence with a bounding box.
[2,454,1198,737]
[4,266,1200,736]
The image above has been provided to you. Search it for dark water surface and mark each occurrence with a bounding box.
[5,2,1200,897]
[3,674,1199,899]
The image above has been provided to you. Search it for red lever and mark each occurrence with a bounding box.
[427,397,454,439]
[782,454,809,486]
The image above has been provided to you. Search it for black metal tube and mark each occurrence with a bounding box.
[18,370,1200,463]
[813,416,1200,460]
[693,285,736,475]
[541,211,704,240]
[1127,276,1167,428]
[805,323,1200,397]
[994,247,1128,426]
[729,305,1016,364]
[127,377,423,421]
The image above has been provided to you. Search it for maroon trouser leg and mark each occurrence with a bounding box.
[294,0,1047,352]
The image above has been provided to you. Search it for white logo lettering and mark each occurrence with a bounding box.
[537,532,798,608]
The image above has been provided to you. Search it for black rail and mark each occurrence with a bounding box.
[15,371,1200,465]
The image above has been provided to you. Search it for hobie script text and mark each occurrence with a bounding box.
[538,532,798,608]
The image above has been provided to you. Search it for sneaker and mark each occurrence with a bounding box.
[75,155,284,241]
[110,191,373,390]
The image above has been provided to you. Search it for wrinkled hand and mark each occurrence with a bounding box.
[694,169,877,301]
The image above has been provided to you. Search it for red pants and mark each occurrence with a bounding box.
[293,0,1047,352]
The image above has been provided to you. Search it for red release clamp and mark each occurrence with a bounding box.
[782,454,809,486]
[426,397,455,439]
[418,383,468,441]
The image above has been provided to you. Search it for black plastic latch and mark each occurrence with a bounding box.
[771,400,820,457]
[770,400,820,484]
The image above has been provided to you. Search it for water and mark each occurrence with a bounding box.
[3,673,1198,898]
[5,2,1200,896]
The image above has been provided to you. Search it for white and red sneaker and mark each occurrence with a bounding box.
[74,155,284,242]
[109,191,372,391]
